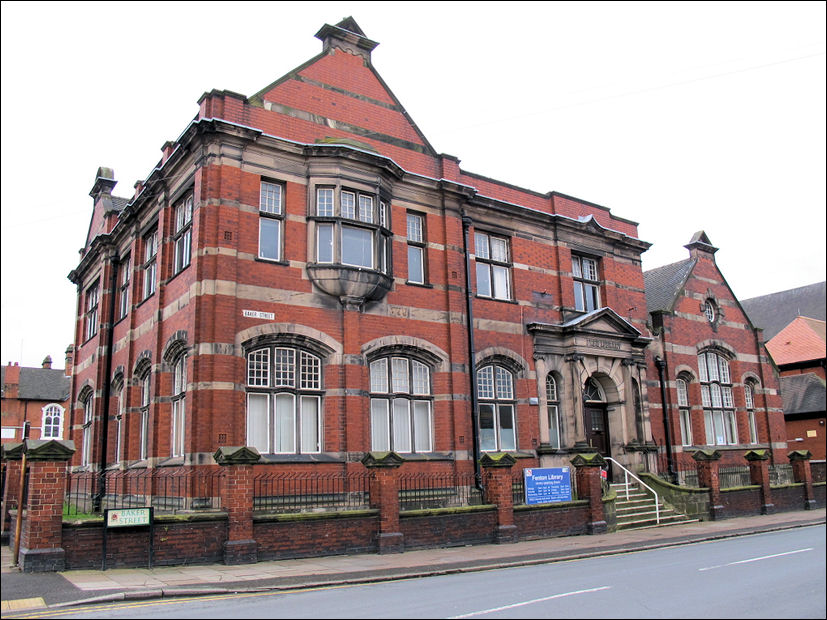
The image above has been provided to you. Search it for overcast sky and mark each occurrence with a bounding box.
[2,1,825,369]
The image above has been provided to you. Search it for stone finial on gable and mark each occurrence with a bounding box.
[684,230,719,260]
[315,17,379,61]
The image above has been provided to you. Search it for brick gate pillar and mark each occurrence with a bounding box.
[745,449,774,515]
[18,439,75,572]
[1,442,24,541]
[571,452,607,534]
[692,449,723,520]
[362,451,404,554]
[480,452,518,543]
[214,446,261,565]
[788,449,816,510]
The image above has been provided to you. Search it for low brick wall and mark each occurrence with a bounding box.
[719,487,762,518]
[62,514,227,570]
[815,482,826,507]
[514,500,591,539]
[400,506,496,550]
[254,511,378,561]
[639,473,711,521]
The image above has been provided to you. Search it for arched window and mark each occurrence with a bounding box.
[676,376,692,446]
[370,356,432,453]
[171,355,187,458]
[698,351,736,445]
[138,370,151,460]
[703,299,716,323]
[745,381,759,444]
[41,404,64,440]
[113,375,125,463]
[477,364,516,452]
[546,374,561,449]
[584,378,605,403]
[79,389,94,467]
[246,345,322,454]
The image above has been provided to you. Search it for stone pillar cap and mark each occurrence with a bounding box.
[691,449,722,462]
[570,452,606,467]
[361,451,405,468]
[23,439,75,461]
[480,452,517,467]
[744,449,771,461]
[213,446,261,465]
[788,449,813,462]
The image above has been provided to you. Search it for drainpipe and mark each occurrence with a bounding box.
[654,356,677,484]
[94,258,119,512]
[461,212,484,493]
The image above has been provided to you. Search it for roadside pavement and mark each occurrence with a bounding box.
[2,507,825,613]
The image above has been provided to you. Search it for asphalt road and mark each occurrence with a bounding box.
[16,525,825,619]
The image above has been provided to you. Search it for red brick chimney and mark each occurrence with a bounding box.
[64,346,74,377]
[42,355,52,369]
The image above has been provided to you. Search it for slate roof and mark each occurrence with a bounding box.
[780,373,826,417]
[643,258,696,313]
[741,282,826,341]
[1,366,70,401]
[766,317,827,367]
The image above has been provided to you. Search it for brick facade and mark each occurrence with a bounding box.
[65,18,661,486]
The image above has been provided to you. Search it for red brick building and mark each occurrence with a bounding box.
[67,19,793,488]
[2,353,71,443]
[644,232,788,475]
[66,18,661,482]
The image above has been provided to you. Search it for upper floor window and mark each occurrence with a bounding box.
[406,212,427,285]
[173,194,193,274]
[676,376,693,446]
[84,283,99,341]
[41,404,64,439]
[314,187,391,273]
[246,346,322,454]
[572,255,600,312]
[546,374,561,449]
[171,355,187,458]
[475,231,511,301]
[703,299,716,323]
[118,255,131,320]
[259,181,284,261]
[698,351,736,445]
[477,363,516,451]
[370,356,433,453]
[141,229,158,300]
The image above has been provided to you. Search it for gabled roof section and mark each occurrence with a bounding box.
[11,367,70,401]
[780,373,826,417]
[560,307,644,337]
[643,258,696,313]
[766,316,827,367]
[247,17,438,164]
[741,282,826,341]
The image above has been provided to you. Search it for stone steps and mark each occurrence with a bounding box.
[611,482,698,531]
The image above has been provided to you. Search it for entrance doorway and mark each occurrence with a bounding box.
[584,405,609,455]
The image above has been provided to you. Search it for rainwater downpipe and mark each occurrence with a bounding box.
[461,212,484,493]
[654,355,677,484]
[94,258,119,512]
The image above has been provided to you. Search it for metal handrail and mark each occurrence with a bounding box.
[604,457,660,524]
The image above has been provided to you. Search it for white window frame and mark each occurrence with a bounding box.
[246,346,323,454]
[41,403,64,440]
[474,232,512,301]
[81,394,94,467]
[546,374,561,449]
[84,283,99,341]
[572,255,601,312]
[699,351,737,445]
[118,255,131,320]
[173,194,193,274]
[370,356,433,453]
[171,355,187,458]
[139,373,150,460]
[141,229,158,300]
[406,212,426,285]
[477,364,517,452]
[259,181,284,261]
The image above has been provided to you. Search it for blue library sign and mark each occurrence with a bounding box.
[523,467,572,504]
